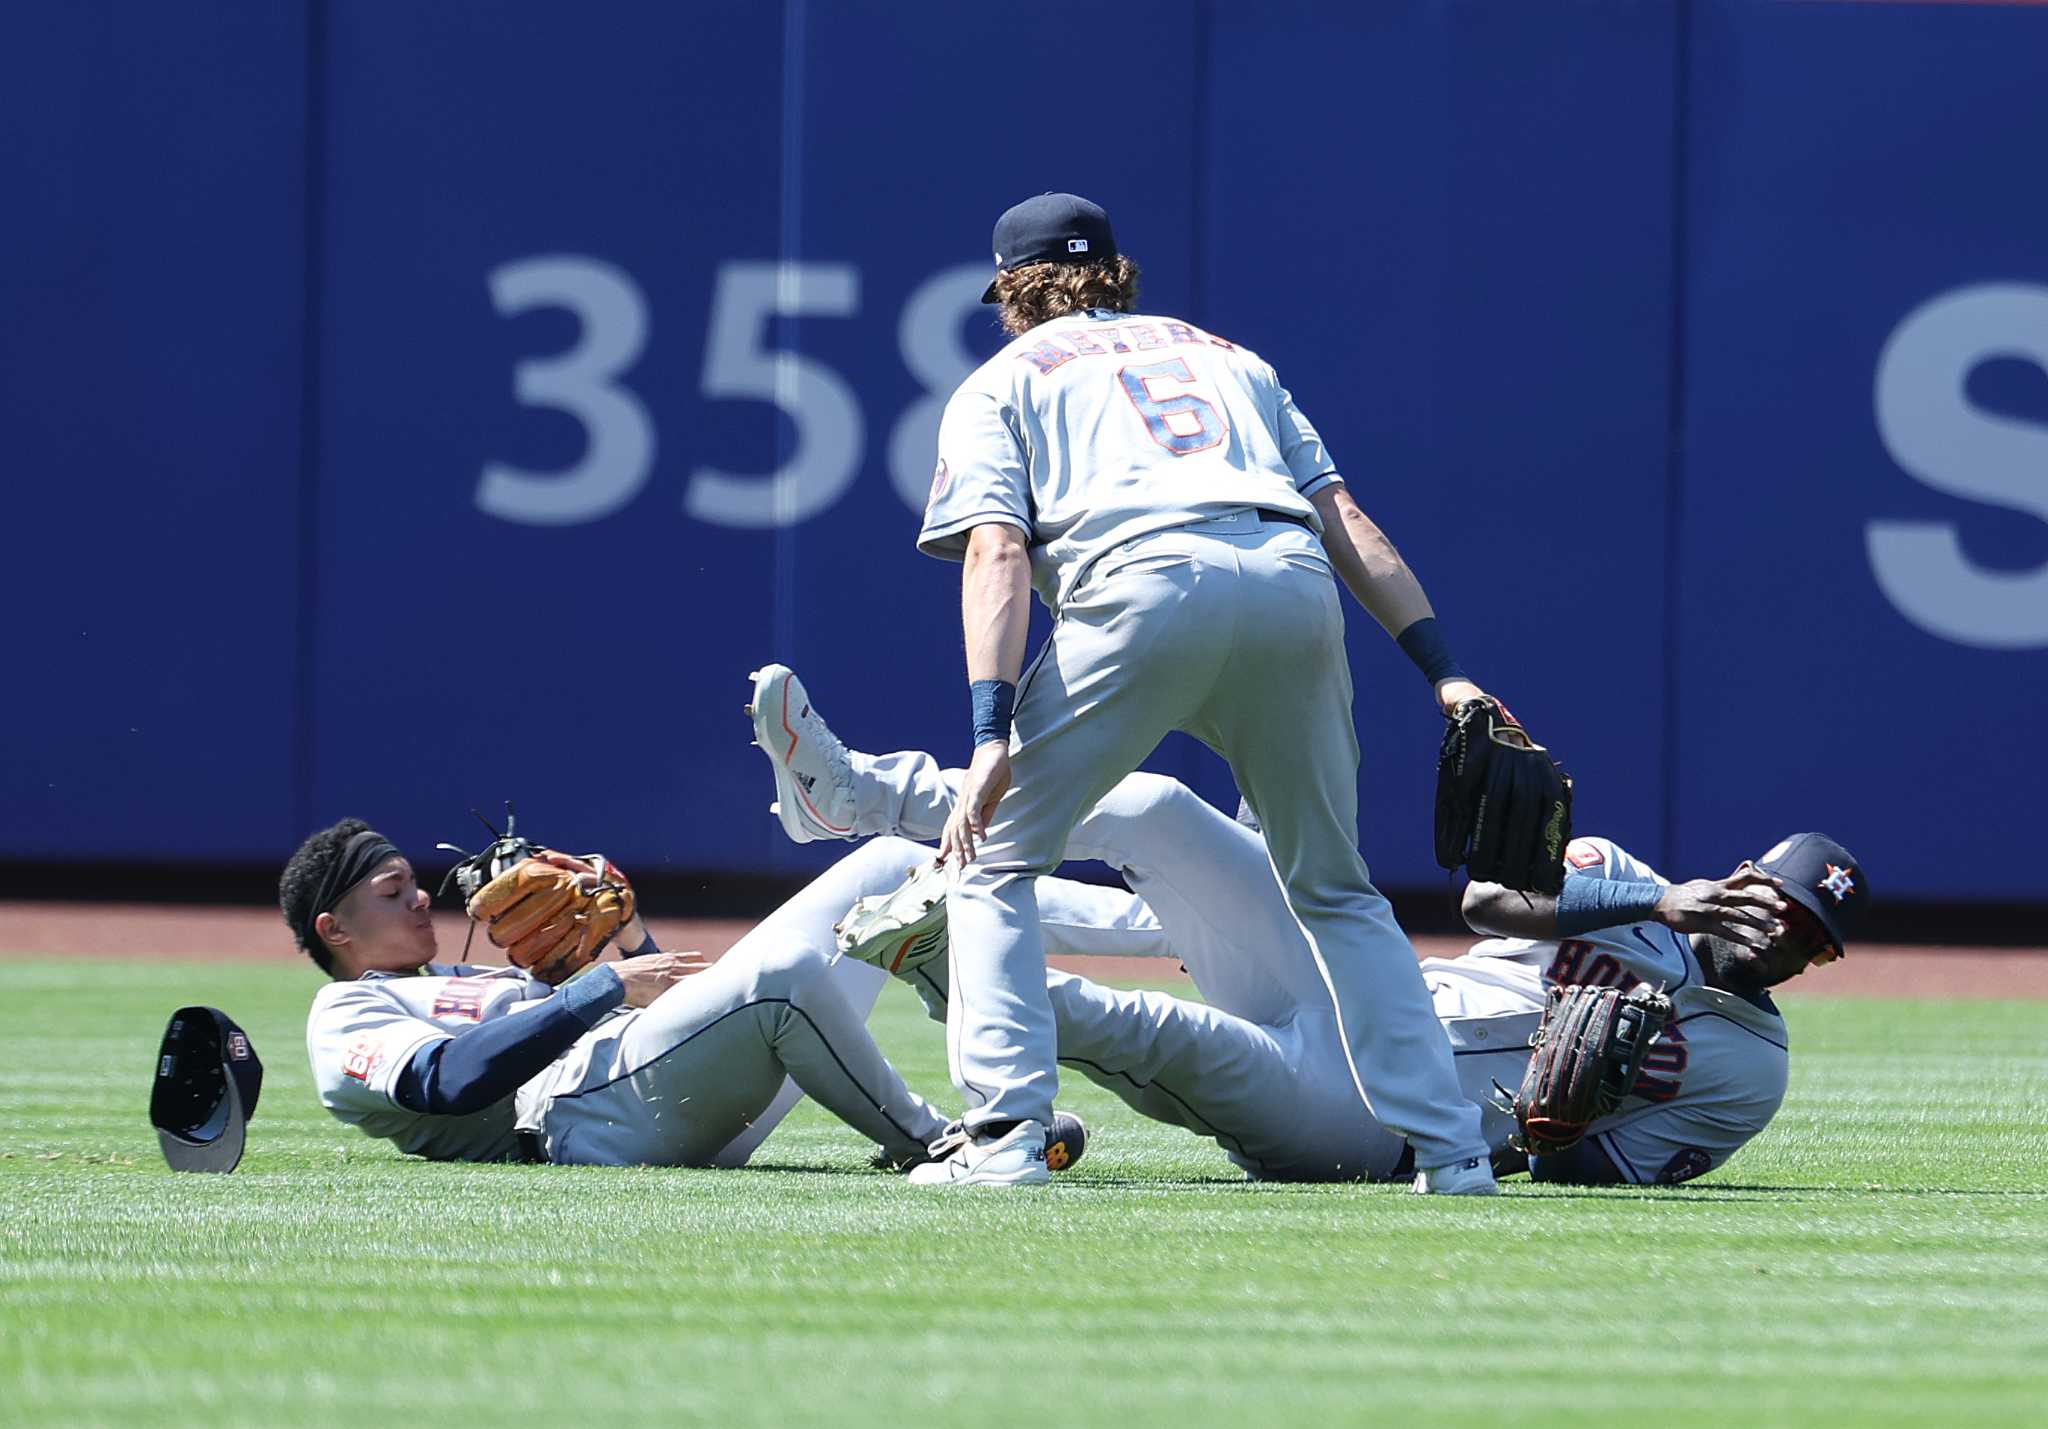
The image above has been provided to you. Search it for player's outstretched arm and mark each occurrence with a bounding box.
[1463,868,1788,947]
[391,953,702,1117]
[1308,484,1483,714]
[1309,483,1432,636]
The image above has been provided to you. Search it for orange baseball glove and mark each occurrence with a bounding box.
[465,848,636,985]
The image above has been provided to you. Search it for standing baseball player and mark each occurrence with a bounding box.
[749,673,1867,1184]
[283,818,1081,1172]
[911,192,1500,1189]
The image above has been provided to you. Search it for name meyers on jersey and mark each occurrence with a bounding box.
[1014,320,1235,374]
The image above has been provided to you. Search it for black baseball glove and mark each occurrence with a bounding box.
[1509,983,1672,1156]
[437,807,539,909]
[1434,696,1573,895]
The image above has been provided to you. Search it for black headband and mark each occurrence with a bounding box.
[295,829,402,950]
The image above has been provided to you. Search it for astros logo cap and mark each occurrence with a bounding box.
[1755,833,1869,959]
[981,192,1119,303]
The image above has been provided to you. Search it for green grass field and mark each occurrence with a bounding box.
[3,959,2044,1427]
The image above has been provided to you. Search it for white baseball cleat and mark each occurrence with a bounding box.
[1411,1156,1500,1196]
[906,1118,1053,1187]
[888,1111,1087,1175]
[745,664,856,843]
[836,860,948,975]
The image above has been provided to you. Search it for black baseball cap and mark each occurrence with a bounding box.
[981,192,1118,303]
[1754,833,1869,958]
[150,1006,263,1173]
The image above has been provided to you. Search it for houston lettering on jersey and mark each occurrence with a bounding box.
[1543,938,1690,1100]
[1545,937,1650,994]
[431,980,488,1022]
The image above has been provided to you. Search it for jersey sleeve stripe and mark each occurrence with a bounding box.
[915,511,1033,559]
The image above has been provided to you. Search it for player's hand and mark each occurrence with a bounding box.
[531,848,605,887]
[614,951,709,1007]
[1654,864,1789,949]
[1435,678,1487,718]
[941,742,1011,865]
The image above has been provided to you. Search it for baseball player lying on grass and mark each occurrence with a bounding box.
[752,665,1869,1186]
[281,821,1084,1171]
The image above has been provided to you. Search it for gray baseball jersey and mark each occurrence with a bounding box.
[918,308,1337,608]
[1429,835,1791,1184]
[912,302,1489,1167]
[307,963,561,1161]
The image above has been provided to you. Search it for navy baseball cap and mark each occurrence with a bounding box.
[150,1006,263,1173]
[1754,833,1869,960]
[981,192,1118,303]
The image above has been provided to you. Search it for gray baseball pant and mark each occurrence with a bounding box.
[529,839,950,1167]
[915,511,1484,1165]
[848,752,1406,1178]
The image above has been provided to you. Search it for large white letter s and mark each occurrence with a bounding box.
[1870,283,2048,649]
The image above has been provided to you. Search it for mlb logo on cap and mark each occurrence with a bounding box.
[981,192,1119,302]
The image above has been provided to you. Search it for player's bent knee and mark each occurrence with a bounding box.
[1101,771,1183,817]
[1086,773,1213,854]
[841,836,931,893]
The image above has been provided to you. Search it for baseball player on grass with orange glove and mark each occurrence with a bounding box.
[285,819,1084,1172]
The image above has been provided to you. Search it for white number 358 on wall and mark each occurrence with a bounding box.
[477,254,986,529]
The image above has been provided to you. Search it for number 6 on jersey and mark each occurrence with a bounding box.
[1119,358,1228,455]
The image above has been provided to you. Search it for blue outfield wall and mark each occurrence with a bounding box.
[1,1,2043,900]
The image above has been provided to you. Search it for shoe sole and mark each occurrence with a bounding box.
[906,1120,1060,1187]
[907,1162,1052,1187]
[836,867,947,973]
[745,665,853,843]
[1410,1160,1501,1196]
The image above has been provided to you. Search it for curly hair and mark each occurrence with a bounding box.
[278,817,370,976]
[993,254,1141,336]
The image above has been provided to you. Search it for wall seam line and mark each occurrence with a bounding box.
[1660,0,1694,874]
[291,0,330,844]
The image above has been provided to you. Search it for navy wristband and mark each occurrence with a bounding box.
[970,679,1016,747]
[1554,876,1666,937]
[558,964,627,1027]
[1395,617,1467,687]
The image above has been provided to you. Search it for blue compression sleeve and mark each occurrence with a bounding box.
[1554,876,1666,937]
[392,965,626,1116]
